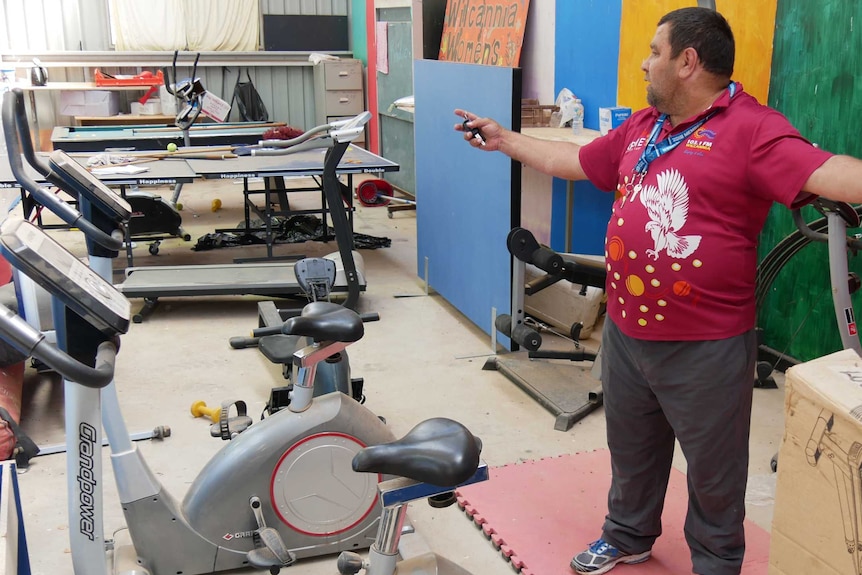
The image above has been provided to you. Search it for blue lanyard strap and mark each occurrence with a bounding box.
[633,82,736,175]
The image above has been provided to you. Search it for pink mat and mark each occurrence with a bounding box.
[456,450,770,575]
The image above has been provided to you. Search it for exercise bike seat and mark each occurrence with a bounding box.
[281,301,364,343]
[352,417,482,487]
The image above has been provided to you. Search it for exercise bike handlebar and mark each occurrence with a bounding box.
[0,302,117,388]
[792,200,862,252]
[2,92,124,252]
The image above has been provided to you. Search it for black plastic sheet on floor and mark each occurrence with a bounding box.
[192,214,392,251]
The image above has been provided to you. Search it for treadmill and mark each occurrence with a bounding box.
[6,89,369,323]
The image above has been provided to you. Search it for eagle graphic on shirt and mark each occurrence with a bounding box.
[638,168,702,260]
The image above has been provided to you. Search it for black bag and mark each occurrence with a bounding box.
[230,69,269,123]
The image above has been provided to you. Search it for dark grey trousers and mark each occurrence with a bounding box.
[599,319,756,575]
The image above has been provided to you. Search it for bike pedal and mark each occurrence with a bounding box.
[248,527,295,569]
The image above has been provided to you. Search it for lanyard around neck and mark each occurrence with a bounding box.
[633,82,737,176]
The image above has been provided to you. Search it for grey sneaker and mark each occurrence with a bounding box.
[570,538,651,574]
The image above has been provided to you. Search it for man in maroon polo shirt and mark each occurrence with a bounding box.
[456,7,858,575]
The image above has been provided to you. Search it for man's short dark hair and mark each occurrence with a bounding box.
[659,7,735,77]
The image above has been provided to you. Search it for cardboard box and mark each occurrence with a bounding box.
[599,106,631,136]
[525,259,605,340]
[770,348,862,574]
[130,98,161,115]
[59,90,120,117]
[160,85,178,115]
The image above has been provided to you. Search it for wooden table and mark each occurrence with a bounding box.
[74,114,176,127]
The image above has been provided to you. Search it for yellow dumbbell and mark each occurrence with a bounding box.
[190,400,220,423]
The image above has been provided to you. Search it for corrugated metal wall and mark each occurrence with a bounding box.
[0,0,113,51]
[0,0,356,135]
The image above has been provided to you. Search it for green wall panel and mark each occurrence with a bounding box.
[352,0,367,62]
[378,20,416,195]
[760,0,862,361]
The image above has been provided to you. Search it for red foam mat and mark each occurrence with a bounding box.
[456,450,770,575]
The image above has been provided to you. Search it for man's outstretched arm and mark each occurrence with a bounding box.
[455,109,590,182]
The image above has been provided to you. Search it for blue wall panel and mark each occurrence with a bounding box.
[550,179,614,256]
[554,0,622,131]
[414,60,520,347]
[550,0,621,255]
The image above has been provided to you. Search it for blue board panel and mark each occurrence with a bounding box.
[414,60,520,347]
[554,0,622,131]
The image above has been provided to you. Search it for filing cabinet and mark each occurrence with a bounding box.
[313,59,366,147]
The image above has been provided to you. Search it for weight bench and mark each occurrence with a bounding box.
[484,227,607,431]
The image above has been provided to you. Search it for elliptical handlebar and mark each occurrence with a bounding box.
[258,123,332,149]
[8,88,50,176]
[252,111,372,156]
[162,51,204,131]
[0,302,117,388]
[161,51,175,97]
[162,50,201,99]
[1,91,124,251]
[329,111,372,132]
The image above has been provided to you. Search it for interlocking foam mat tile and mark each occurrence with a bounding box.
[456,450,770,575]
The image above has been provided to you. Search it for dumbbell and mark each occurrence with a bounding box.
[190,400,253,440]
[190,400,220,422]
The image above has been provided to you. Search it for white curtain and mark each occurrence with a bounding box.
[110,0,259,51]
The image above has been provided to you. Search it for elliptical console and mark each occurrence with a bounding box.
[0,218,130,335]
[47,150,133,225]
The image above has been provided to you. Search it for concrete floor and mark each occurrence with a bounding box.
[12,175,786,574]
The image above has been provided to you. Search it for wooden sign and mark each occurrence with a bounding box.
[438,0,530,67]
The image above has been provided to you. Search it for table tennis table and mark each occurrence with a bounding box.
[50,121,282,254]
[121,143,398,320]
[51,121,284,152]
[0,143,399,321]
[186,144,399,261]
[0,153,198,266]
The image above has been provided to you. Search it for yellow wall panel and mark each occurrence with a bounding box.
[717,0,777,104]
[617,0,777,110]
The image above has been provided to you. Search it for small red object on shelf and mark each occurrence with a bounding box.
[94,69,164,87]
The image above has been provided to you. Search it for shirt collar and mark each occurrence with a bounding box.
[650,81,742,132]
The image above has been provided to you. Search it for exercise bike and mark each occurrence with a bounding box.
[755,199,862,381]
[767,197,862,472]
[3,91,397,574]
[336,418,489,575]
[789,198,862,355]
[0,217,396,575]
[0,217,491,575]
